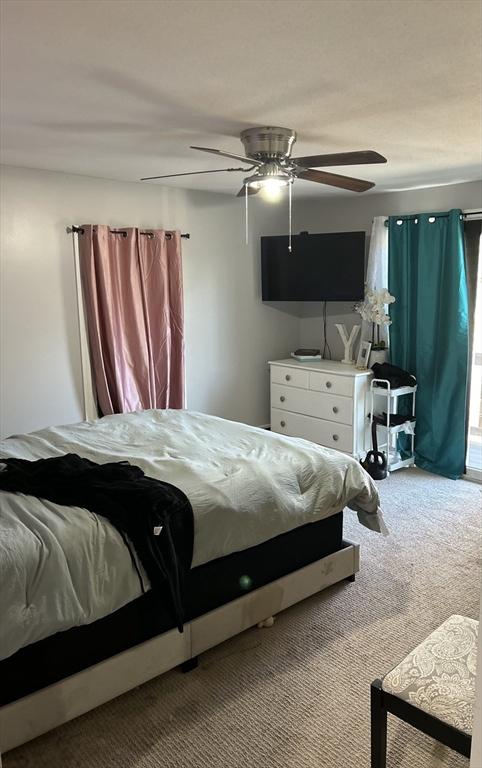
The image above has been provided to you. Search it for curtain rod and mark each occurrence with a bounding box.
[387,211,482,219]
[67,226,190,239]
[383,210,482,226]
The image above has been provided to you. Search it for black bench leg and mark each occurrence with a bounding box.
[371,680,387,768]
[346,573,356,582]
[181,656,199,673]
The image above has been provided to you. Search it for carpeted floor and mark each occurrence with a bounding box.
[4,469,482,768]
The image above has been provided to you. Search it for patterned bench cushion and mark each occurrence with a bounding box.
[382,615,478,735]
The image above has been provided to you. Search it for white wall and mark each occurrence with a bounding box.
[291,181,482,358]
[1,169,480,438]
[0,165,299,437]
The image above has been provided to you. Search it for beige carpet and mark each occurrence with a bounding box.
[4,469,482,768]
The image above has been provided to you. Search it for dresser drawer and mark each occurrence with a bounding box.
[309,371,353,397]
[271,383,353,426]
[271,366,309,389]
[271,408,353,453]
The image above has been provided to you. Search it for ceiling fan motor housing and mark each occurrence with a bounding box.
[240,126,296,161]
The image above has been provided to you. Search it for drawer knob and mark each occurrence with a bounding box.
[280,396,286,402]
[326,380,332,389]
[280,420,286,427]
[285,374,291,381]
[332,406,339,414]
[333,434,339,442]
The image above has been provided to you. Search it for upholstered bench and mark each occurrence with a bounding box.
[371,615,478,767]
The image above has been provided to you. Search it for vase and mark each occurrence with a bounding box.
[370,348,389,366]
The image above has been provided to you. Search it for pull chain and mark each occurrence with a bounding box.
[245,184,249,245]
[288,180,292,252]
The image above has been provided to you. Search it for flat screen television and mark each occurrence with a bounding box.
[261,231,365,301]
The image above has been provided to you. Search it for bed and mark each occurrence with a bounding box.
[0,409,383,752]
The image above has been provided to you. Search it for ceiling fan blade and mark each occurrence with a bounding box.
[236,185,259,197]
[296,168,375,192]
[190,145,263,166]
[141,167,247,181]
[293,150,387,168]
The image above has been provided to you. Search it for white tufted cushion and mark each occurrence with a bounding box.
[382,615,478,734]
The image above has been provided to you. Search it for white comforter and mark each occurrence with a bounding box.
[0,409,383,659]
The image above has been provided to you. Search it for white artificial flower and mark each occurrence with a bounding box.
[356,289,392,354]
[354,301,364,314]
[379,313,392,326]
[355,289,395,325]
[378,289,396,305]
[354,301,371,321]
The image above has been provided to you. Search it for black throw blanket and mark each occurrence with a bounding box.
[0,454,194,632]
[371,362,416,389]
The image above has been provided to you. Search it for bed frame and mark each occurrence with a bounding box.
[0,540,359,753]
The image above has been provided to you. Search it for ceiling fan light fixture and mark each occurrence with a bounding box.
[248,176,289,191]
[246,161,291,188]
[245,163,293,201]
[258,177,289,202]
[245,173,292,203]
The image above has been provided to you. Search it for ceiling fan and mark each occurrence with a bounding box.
[141,126,387,199]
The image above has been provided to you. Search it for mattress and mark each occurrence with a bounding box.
[0,409,383,659]
[0,511,343,705]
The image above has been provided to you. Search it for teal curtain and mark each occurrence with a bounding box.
[388,209,469,479]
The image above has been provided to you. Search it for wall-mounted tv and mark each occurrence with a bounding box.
[261,231,365,301]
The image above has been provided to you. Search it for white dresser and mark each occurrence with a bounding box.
[269,358,372,458]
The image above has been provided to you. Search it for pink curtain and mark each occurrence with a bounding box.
[78,225,184,415]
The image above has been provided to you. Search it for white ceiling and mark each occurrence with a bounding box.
[1,0,481,198]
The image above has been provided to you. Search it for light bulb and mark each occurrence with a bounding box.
[259,179,284,202]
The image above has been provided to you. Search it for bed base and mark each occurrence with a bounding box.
[0,540,359,754]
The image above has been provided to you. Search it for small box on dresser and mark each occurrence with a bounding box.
[269,358,372,458]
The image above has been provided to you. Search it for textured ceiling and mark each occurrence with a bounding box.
[1,0,481,198]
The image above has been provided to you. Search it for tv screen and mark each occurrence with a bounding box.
[261,231,365,301]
